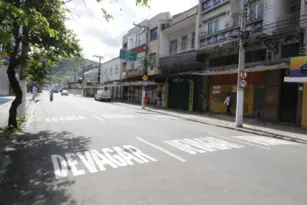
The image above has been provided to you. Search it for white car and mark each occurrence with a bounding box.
[61,90,69,96]
[95,90,112,102]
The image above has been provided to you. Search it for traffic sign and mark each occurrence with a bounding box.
[119,49,137,61]
[240,79,247,88]
[240,71,247,79]
[142,81,148,87]
[142,75,148,81]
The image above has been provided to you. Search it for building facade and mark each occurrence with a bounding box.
[158,6,209,112]
[191,0,307,127]
[120,12,171,105]
[100,57,121,100]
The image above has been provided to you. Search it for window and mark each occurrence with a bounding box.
[149,53,157,67]
[136,57,144,69]
[248,1,264,21]
[110,67,112,75]
[170,39,178,55]
[181,35,188,51]
[115,65,119,73]
[150,27,158,41]
[191,32,195,49]
[123,62,127,71]
[137,32,145,46]
[208,19,219,34]
[123,43,127,50]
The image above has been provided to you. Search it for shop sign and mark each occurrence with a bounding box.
[212,86,221,94]
[289,56,307,77]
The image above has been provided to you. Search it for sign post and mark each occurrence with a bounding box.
[141,75,148,109]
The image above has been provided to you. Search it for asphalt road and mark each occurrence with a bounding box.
[1,91,307,205]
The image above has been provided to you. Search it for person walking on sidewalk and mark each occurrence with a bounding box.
[224,93,233,116]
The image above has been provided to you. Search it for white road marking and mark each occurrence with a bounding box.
[164,137,244,155]
[92,115,105,121]
[142,115,159,120]
[208,133,271,150]
[233,135,296,146]
[135,137,186,162]
[51,145,157,179]
[46,116,86,122]
[101,114,137,119]
[25,102,36,130]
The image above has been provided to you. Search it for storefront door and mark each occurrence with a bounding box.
[279,82,298,124]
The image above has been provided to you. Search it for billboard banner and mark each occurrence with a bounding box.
[289,56,307,77]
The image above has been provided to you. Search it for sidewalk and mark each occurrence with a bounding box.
[113,102,307,144]
[0,93,33,127]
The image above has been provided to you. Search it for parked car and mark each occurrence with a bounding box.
[53,90,59,93]
[61,90,69,96]
[94,89,112,102]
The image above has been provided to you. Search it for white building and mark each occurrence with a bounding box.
[100,57,121,100]
[120,12,171,104]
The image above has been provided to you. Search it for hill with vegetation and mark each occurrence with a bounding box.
[47,58,99,83]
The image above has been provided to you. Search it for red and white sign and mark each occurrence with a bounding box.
[240,79,247,88]
[240,71,247,79]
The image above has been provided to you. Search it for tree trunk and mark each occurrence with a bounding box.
[7,63,22,128]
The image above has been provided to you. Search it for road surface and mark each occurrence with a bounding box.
[1,91,307,205]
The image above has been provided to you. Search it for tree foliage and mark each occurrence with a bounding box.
[0,0,82,128]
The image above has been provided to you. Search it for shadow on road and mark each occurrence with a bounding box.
[0,130,91,205]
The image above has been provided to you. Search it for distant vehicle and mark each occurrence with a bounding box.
[61,90,69,96]
[95,88,112,102]
[53,90,59,93]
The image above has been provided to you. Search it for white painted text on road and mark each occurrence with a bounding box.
[233,136,296,146]
[46,116,86,122]
[51,145,157,179]
[164,137,244,155]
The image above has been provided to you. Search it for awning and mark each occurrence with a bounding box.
[284,77,307,83]
[192,60,289,76]
[122,81,163,86]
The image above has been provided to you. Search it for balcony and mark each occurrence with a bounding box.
[160,50,204,75]
[275,12,300,34]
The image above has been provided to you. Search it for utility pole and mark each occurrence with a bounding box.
[133,22,149,109]
[93,55,103,85]
[235,2,249,127]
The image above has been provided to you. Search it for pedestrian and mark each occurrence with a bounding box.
[224,93,233,115]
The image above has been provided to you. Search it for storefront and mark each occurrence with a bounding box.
[284,56,307,128]
[208,72,260,116]
[122,81,163,105]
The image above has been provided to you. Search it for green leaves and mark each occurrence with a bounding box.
[95,0,151,22]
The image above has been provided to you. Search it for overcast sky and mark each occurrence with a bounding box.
[65,0,198,63]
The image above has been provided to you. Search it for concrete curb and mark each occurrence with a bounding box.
[145,108,307,145]
[114,103,307,145]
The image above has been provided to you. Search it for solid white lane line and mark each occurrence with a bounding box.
[135,137,186,162]
[208,133,271,150]
[92,115,106,121]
